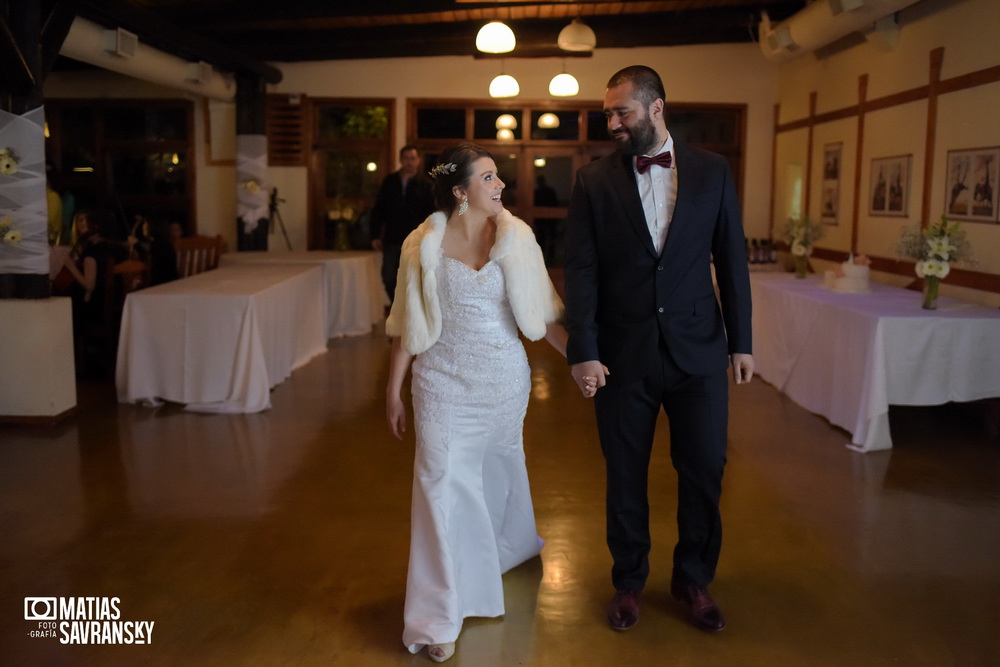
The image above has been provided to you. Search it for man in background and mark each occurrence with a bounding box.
[370,145,435,304]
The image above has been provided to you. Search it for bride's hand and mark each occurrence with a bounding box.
[387,394,407,440]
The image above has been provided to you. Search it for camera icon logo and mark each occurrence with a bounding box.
[24,598,57,621]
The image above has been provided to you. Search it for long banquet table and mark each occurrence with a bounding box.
[219,250,387,339]
[116,263,328,413]
[750,272,1000,451]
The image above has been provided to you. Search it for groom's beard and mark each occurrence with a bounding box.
[608,114,658,156]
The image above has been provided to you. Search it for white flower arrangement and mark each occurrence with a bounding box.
[897,214,973,277]
[897,215,974,308]
[0,215,21,245]
[782,216,824,256]
[0,147,19,175]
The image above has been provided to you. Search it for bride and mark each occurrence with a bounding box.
[385,142,595,662]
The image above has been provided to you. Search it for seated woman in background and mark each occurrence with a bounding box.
[128,213,178,285]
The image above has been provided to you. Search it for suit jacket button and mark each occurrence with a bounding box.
[657,265,664,271]
[658,307,664,313]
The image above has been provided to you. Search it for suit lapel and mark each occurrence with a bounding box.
[608,153,658,259]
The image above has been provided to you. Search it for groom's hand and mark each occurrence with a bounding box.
[572,360,609,398]
[731,353,755,385]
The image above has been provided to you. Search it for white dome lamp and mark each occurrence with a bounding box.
[557,17,596,52]
[495,113,518,130]
[549,72,579,97]
[537,112,560,129]
[477,21,516,54]
[489,73,520,98]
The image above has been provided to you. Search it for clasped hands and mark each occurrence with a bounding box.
[572,353,755,399]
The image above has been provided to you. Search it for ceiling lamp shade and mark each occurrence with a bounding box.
[557,18,596,52]
[537,112,560,129]
[476,21,516,54]
[549,73,579,97]
[495,113,518,130]
[496,128,515,141]
[489,74,520,98]
[533,157,546,168]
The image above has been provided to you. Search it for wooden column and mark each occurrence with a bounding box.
[850,74,868,255]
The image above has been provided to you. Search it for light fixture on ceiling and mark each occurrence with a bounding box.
[489,62,519,98]
[477,21,516,54]
[537,112,560,129]
[549,72,579,97]
[496,128,515,141]
[495,113,518,130]
[557,17,596,52]
[533,157,546,168]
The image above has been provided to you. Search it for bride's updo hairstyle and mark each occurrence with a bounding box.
[429,142,494,216]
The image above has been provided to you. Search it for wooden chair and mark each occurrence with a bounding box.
[90,257,150,377]
[174,234,226,278]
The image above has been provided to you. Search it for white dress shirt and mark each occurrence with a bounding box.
[633,133,677,256]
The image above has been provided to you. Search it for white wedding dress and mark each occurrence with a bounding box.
[403,255,542,653]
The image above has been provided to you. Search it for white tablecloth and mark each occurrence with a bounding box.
[116,264,328,413]
[219,250,387,339]
[751,273,1000,451]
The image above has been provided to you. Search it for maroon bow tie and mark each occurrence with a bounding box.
[636,151,672,174]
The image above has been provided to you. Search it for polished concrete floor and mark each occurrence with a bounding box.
[2,329,999,666]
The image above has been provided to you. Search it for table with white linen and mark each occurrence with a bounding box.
[219,250,387,339]
[116,263,327,413]
[751,272,1000,451]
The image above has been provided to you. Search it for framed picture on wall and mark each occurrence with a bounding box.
[869,154,911,217]
[944,146,1000,223]
[821,142,841,225]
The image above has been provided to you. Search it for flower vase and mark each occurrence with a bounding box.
[794,255,808,278]
[335,220,351,251]
[922,276,940,310]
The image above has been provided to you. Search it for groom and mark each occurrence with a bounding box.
[564,65,754,633]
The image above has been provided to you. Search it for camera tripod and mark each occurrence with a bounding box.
[269,187,293,251]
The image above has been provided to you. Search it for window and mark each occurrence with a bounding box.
[309,99,394,250]
[408,99,746,267]
[46,99,195,237]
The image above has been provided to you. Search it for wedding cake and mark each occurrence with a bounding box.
[824,254,871,293]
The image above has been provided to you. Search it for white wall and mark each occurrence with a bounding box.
[772,0,1000,306]
[271,44,779,242]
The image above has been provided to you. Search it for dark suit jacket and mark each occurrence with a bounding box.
[564,140,752,380]
[369,171,436,246]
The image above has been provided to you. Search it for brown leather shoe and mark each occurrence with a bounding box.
[606,589,641,631]
[671,581,726,632]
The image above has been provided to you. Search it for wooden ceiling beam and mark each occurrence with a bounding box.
[41,0,80,79]
[0,15,34,95]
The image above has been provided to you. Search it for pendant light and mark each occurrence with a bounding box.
[537,112,560,129]
[489,74,519,98]
[557,17,597,52]
[476,21,516,54]
[549,72,579,97]
[490,60,519,98]
[495,114,518,130]
[496,128,515,141]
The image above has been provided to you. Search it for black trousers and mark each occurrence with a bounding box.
[594,343,728,591]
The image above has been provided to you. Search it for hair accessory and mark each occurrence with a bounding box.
[458,196,469,216]
[429,162,457,179]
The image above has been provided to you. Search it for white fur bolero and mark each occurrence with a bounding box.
[385,209,563,355]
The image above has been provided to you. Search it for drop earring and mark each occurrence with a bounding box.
[458,196,468,216]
